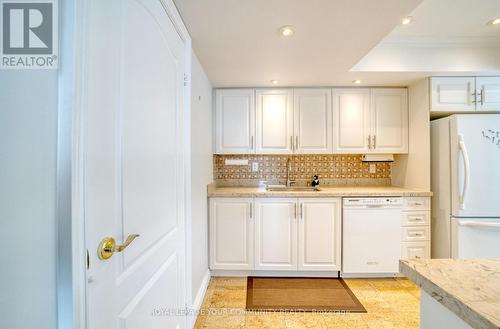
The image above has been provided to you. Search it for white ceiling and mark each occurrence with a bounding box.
[389,0,500,39]
[353,0,500,73]
[174,0,500,87]
[174,0,423,87]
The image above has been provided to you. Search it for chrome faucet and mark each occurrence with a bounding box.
[286,157,295,187]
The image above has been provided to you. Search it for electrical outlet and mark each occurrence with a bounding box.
[252,162,259,172]
[369,163,376,173]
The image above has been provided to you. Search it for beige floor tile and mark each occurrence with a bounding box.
[201,313,245,329]
[284,312,328,329]
[207,286,247,308]
[212,276,248,288]
[245,311,286,329]
[323,313,369,329]
[194,277,421,329]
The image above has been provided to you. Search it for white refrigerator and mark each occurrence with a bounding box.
[431,114,500,259]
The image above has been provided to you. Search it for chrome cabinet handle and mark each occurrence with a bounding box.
[473,89,485,106]
[249,203,253,219]
[300,203,303,219]
[373,135,376,149]
[368,135,372,149]
[290,136,294,151]
[250,136,254,149]
[295,136,299,150]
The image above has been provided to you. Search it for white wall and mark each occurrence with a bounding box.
[0,70,59,328]
[392,79,431,190]
[190,52,213,305]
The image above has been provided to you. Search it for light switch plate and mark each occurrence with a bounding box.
[252,162,259,172]
[224,159,248,166]
[369,163,376,173]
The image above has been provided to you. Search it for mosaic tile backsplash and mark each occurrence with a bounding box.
[214,154,392,186]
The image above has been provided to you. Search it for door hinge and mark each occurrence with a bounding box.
[86,249,90,270]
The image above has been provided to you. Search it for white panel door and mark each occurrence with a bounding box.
[256,89,294,154]
[293,88,332,153]
[255,198,297,270]
[370,88,408,153]
[209,198,254,270]
[84,0,187,328]
[450,114,500,217]
[332,88,371,153]
[431,77,476,112]
[298,198,341,271]
[476,77,500,112]
[215,89,255,154]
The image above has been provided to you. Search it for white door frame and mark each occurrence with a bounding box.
[60,1,193,328]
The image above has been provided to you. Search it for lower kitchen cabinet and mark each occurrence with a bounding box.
[209,198,254,270]
[401,242,431,260]
[255,198,297,270]
[209,197,342,272]
[401,197,431,261]
[298,198,342,271]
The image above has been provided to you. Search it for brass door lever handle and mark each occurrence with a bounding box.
[98,234,140,260]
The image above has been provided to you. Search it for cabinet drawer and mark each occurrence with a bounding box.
[401,226,430,242]
[401,211,430,226]
[401,242,430,260]
[403,197,430,211]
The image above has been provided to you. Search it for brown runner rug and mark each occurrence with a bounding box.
[246,277,366,312]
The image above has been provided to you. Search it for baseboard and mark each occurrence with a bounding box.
[210,270,340,277]
[188,270,211,329]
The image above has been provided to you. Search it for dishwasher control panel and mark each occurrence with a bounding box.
[343,197,403,207]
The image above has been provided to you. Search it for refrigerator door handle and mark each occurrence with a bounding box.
[458,220,500,229]
[458,134,470,210]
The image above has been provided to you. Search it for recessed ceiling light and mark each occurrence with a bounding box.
[270,80,279,85]
[279,26,295,37]
[490,17,500,25]
[352,79,362,84]
[402,16,413,25]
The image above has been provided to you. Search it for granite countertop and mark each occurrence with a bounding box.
[207,184,432,198]
[400,259,500,329]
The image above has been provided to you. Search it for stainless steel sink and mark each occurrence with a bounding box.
[265,185,320,192]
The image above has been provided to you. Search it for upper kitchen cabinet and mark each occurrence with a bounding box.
[430,77,476,112]
[215,89,255,154]
[255,89,294,154]
[476,77,500,111]
[370,88,409,153]
[293,89,333,154]
[333,88,408,154]
[430,76,500,113]
[332,88,371,153]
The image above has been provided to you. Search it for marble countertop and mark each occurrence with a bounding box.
[208,184,432,198]
[400,259,500,329]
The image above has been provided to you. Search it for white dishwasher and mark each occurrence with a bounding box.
[342,197,402,276]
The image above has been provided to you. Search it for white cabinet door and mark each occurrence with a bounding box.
[293,89,332,154]
[401,242,430,260]
[215,89,255,154]
[476,77,500,112]
[431,77,476,112]
[255,198,297,270]
[298,198,341,271]
[209,198,254,270]
[256,89,294,154]
[332,88,371,153]
[370,88,408,153]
